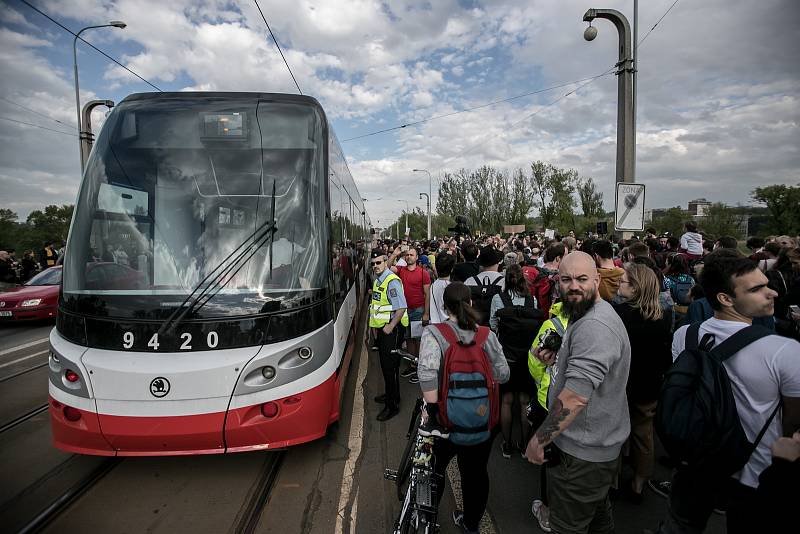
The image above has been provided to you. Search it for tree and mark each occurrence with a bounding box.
[651,207,691,238]
[576,177,604,220]
[751,184,800,235]
[0,209,18,250]
[436,169,470,220]
[529,161,578,234]
[700,203,744,240]
[507,168,535,227]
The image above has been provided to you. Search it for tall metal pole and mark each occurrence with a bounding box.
[583,9,634,184]
[633,0,638,183]
[419,193,430,239]
[72,22,126,174]
[413,169,432,239]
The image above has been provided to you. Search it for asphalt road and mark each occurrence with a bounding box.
[0,317,728,533]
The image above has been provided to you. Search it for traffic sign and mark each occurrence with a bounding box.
[614,183,646,231]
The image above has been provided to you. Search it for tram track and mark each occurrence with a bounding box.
[16,458,122,534]
[235,451,286,534]
[0,361,49,384]
[0,403,48,435]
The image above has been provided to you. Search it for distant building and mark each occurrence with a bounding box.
[687,198,712,217]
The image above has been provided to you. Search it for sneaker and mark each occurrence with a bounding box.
[407,373,419,384]
[452,510,478,534]
[501,441,512,459]
[531,499,552,533]
[418,418,449,439]
[400,366,416,378]
[647,479,672,499]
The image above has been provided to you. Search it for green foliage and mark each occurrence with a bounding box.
[751,184,800,235]
[529,161,580,233]
[700,202,744,240]
[651,207,691,237]
[0,204,74,253]
[576,177,605,220]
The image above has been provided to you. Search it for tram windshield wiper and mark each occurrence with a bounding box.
[158,216,277,335]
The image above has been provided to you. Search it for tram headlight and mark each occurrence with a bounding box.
[261,366,276,381]
[298,346,312,360]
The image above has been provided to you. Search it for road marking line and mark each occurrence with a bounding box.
[0,337,49,356]
[335,340,368,534]
[0,349,49,370]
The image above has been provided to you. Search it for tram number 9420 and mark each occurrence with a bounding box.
[121,331,219,350]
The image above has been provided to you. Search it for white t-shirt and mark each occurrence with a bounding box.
[672,318,800,488]
[679,232,703,255]
[464,270,505,290]
[429,278,451,324]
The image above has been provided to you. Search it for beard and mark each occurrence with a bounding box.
[561,287,598,322]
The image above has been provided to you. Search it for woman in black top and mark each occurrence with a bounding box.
[613,263,673,501]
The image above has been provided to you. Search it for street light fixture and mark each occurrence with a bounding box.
[582,8,634,185]
[73,21,127,173]
[412,169,432,239]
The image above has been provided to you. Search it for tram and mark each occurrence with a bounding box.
[49,92,371,455]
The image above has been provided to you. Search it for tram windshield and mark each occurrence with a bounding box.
[62,95,328,319]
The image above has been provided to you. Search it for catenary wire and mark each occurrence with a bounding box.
[18,0,163,91]
[637,0,683,49]
[0,96,76,128]
[341,71,615,143]
[252,0,302,95]
[0,116,79,137]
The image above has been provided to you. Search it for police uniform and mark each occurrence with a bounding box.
[369,254,408,419]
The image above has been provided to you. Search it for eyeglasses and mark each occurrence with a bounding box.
[370,260,384,266]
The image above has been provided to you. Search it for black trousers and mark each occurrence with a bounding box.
[377,324,405,409]
[433,434,496,532]
[658,467,760,534]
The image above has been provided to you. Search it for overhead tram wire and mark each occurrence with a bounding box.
[0,96,76,128]
[252,0,302,95]
[637,0,683,50]
[0,116,78,137]
[18,0,163,91]
[341,71,615,143]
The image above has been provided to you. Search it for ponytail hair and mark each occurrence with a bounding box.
[443,282,479,331]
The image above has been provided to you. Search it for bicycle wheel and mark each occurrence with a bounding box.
[396,412,420,500]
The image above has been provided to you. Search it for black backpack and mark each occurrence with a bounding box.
[469,275,503,326]
[495,292,544,364]
[655,323,780,476]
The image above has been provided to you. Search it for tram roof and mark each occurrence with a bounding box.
[119,92,326,112]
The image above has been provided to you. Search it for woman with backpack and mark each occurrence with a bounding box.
[612,263,673,502]
[489,263,543,458]
[417,282,510,534]
[663,254,696,325]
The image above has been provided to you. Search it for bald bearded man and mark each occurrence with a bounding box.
[526,252,632,534]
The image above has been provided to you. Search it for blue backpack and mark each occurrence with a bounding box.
[433,324,499,445]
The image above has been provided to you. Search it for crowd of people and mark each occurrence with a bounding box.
[367,224,799,534]
[0,241,63,286]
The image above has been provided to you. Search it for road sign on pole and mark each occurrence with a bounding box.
[615,182,645,231]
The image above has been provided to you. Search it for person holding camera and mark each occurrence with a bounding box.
[526,251,631,534]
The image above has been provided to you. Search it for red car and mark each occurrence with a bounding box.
[0,266,61,321]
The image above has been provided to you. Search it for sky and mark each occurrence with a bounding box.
[0,0,798,231]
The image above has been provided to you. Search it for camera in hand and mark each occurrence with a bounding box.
[539,329,562,353]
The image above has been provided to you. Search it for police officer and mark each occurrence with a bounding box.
[369,250,408,421]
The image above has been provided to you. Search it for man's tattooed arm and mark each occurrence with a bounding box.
[534,388,589,446]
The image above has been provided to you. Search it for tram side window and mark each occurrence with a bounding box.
[330,176,347,311]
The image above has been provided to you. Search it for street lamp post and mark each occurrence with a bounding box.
[582,8,634,185]
[413,169,432,239]
[73,21,126,173]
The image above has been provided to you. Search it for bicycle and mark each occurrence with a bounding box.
[384,397,443,534]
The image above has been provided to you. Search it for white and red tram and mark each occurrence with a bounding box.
[50,92,370,455]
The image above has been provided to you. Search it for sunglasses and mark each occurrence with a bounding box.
[370,260,384,266]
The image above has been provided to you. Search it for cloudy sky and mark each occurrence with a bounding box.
[1,0,798,229]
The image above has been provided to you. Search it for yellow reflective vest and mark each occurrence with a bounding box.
[369,271,409,328]
[528,301,569,410]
